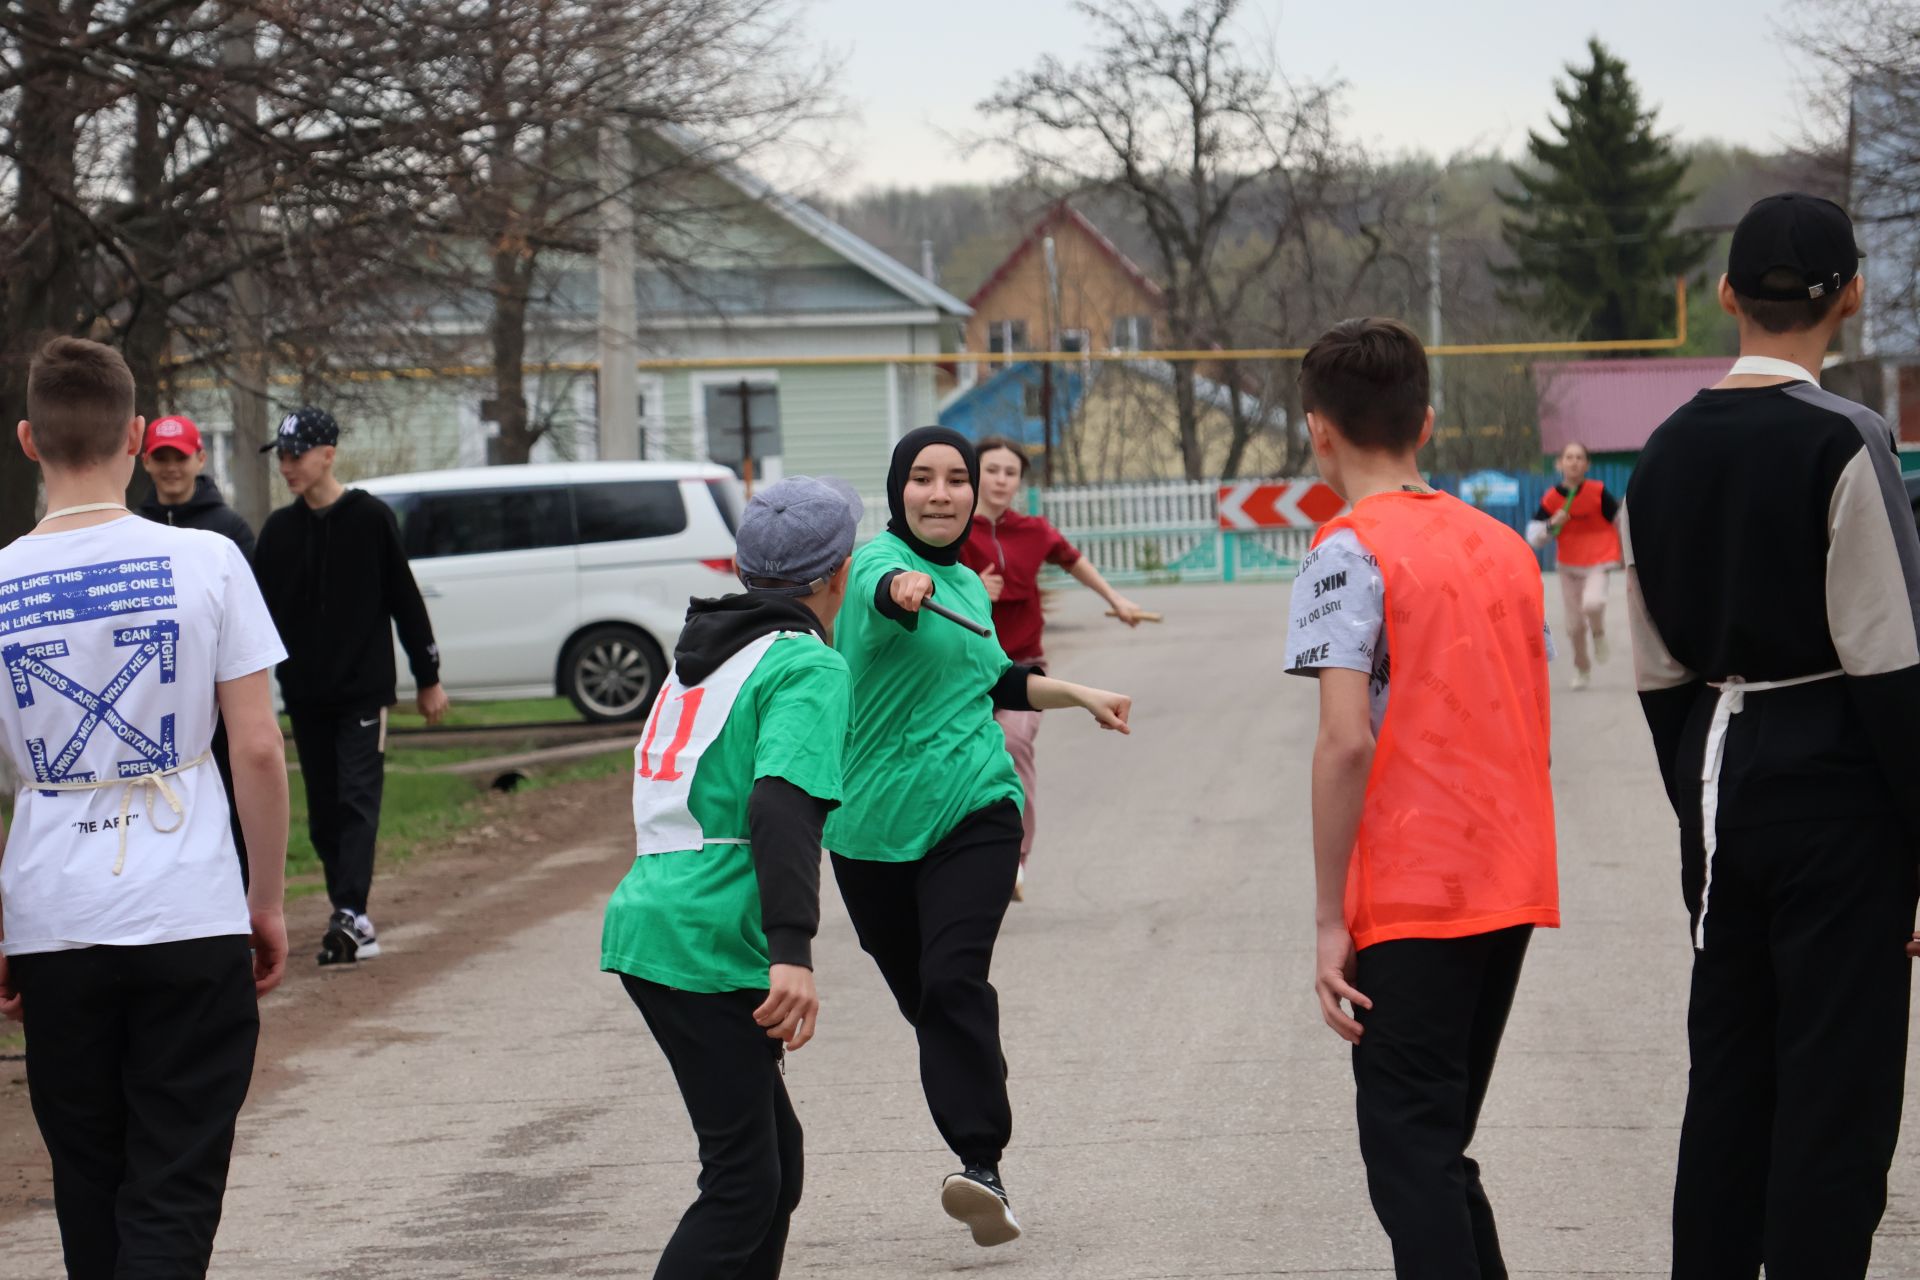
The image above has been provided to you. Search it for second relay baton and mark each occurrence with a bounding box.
[922,599,992,637]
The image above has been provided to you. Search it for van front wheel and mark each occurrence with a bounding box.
[562,626,665,722]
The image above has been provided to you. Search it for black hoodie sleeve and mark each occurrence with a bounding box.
[374,498,441,688]
[990,662,1039,711]
[219,507,257,563]
[873,568,921,629]
[747,776,827,969]
[250,510,284,626]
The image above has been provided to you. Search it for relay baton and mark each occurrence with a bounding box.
[1108,609,1164,623]
[923,599,992,637]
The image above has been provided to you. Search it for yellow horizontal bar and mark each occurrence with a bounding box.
[167,280,1688,384]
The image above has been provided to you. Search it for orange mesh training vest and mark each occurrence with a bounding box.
[1315,490,1559,949]
[1539,479,1622,568]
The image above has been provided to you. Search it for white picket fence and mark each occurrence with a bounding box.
[855,478,1314,586]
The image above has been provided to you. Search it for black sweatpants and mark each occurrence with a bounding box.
[622,976,803,1280]
[1351,924,1533,1280]
[288,703,386,915]
[1673,816,1917,1280]
[830,800,1022,1169]
[12,936,259,1280]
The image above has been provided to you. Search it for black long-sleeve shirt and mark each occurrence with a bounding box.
[252,489,440,711]
[1624,381,1920,846]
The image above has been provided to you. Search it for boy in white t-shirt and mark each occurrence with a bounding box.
[0,337,291,1279]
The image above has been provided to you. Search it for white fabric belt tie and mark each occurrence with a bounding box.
[33,752,212,876]
[1695,670,1844,949]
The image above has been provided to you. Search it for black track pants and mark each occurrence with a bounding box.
[622,977,803,1280]
[831,800,1022,1168]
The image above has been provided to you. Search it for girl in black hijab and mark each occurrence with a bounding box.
[825,427,1132,1249]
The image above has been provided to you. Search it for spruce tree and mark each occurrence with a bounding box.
[1498,39,1710,342]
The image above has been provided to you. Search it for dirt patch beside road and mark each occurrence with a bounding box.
[0,770,633,1226]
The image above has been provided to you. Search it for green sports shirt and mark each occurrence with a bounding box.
[600,633,849,993]
[824,532,1024,862]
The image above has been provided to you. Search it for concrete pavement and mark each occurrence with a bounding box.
[9,576,1920,1277]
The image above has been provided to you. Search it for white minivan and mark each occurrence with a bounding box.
[359,462,744,721]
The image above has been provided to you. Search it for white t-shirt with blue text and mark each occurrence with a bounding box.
[0,517,285,955]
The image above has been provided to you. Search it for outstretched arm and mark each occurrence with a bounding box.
[1025,673,1130,733]
[1067,558,1144,626]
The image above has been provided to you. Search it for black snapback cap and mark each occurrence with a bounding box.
[1728,193,1864,302]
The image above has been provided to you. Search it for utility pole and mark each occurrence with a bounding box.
[597,125,640,461]
[1040,234,1060,487]
[711,380,775,497]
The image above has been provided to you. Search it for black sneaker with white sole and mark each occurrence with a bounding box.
[317,909,381,966]
[940,1165,1020,1247]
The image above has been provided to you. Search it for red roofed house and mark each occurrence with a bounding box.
[1532,356,1736,466]
[957,203,1164,391]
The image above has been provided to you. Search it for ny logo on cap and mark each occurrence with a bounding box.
[279,414,300,437]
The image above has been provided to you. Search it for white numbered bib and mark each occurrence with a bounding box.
[631,631,810,857]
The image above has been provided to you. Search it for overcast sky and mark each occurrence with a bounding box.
[808,0,1811,195]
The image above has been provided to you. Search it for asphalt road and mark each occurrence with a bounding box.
[9,576,1920,1277]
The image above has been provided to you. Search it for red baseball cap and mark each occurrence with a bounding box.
[144,415,204,457]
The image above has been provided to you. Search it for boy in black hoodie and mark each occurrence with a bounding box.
[138,414,257,559]
[601,476,858,1280]
[252,406,446,966]
[138,414,259,884]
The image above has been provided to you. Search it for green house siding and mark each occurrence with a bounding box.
[779,365,893,492]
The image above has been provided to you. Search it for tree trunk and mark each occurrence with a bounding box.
[489,243,536,464]
[0,0,86,541]
[1218,358,1253,480]
[224,14,273,529]
[120,54,170,510]
[1172,363,1203,481]
[1280,379,1311,477]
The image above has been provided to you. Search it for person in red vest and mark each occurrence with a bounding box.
[960,435,1144,901]
[1527,442,1623,691]
[1287,317,1558,1277]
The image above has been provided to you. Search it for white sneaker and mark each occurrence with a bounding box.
[1570,669,1590,691]
[1593,633,1611,664]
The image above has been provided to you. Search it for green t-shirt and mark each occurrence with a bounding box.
[600,632,849,993]
[824,532,1024,862]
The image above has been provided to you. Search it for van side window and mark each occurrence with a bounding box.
[574,480,688,544]
[402,487,573,559]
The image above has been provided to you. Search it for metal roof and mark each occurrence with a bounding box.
[655,124,973,319]
[966,202,1164,311]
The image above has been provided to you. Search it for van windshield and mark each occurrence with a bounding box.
[706,478,743,535]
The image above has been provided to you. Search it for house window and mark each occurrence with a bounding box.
[1111,315,1154,350]
[704,381,782,479]
[1059,329,1089,354]
[1022,383,1043,417]
[988,320,1029,354]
